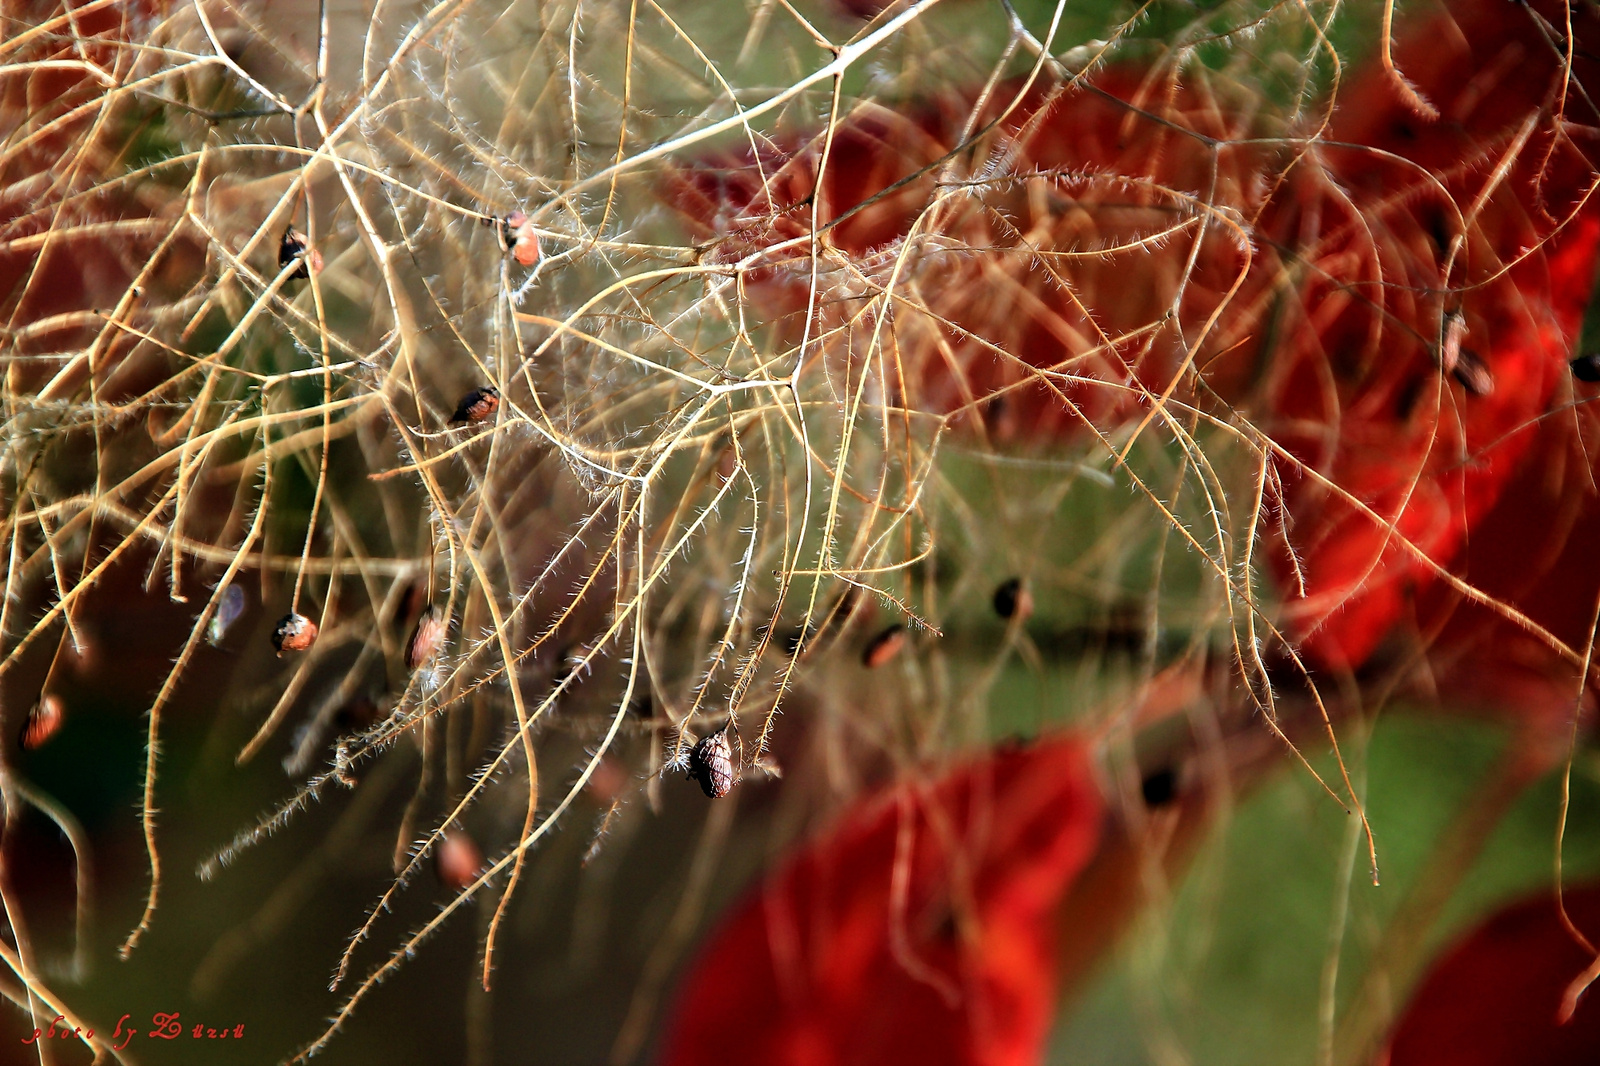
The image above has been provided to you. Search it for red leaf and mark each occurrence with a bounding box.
[656,734,1102,1066]
[1382,884,1600,1066]
[661,0,1600,679]
[1260,0,1600,670]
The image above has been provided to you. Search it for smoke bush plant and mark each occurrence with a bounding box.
[7,0,1600,1062]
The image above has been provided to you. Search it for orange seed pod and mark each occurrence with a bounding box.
[500,210,541,266]
[406,606,446,670]
[272,612,318,655]
[436,829,486,890]
[449,385,500,425]
[861,624,906,668]
[688,729,735,798]
[20,694,63,750]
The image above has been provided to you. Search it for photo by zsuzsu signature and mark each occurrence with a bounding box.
[21,1012,245,1048]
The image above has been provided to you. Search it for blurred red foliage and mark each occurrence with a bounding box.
[664,0,1600,686]
[1379,883,1600,1066]
[1272,0,1600,676]
[1,0,205,404]
[656,734,1101,1066]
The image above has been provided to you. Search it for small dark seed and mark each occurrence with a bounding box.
[687,729,735,798]
[1572,353,1600,383]
[1140,767,1177,807]
[449,385,500,425]
[278,228,320,280]
[498,210,524,250]
[993,577,1034,621]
